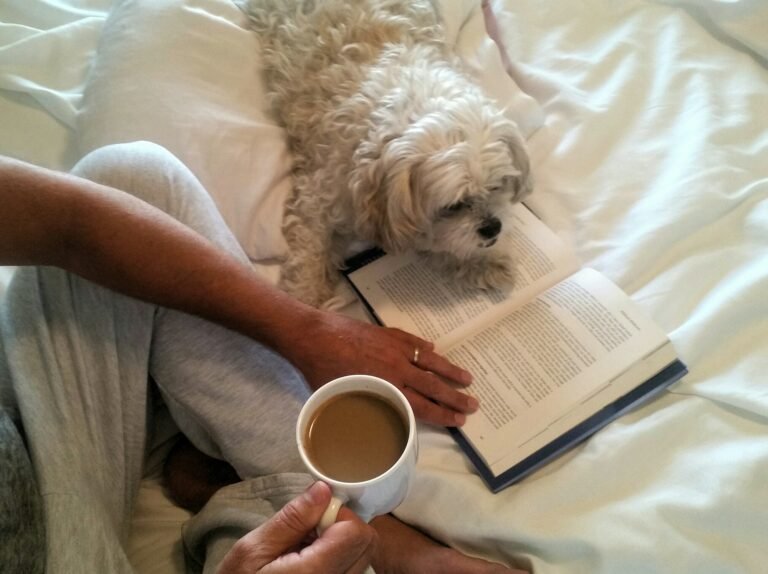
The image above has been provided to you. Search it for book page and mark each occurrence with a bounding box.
[447,268,670,475]
[347,204,580,345]
[484,341,679,477]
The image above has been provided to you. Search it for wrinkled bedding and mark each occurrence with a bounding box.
[1,0,766,572]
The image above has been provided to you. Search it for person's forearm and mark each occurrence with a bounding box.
[2,157,478,420]
[65,193,323,357]
[0,156,323,358]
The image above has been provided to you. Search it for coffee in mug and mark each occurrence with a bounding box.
[304,391,408,482]
[296,375,418,530]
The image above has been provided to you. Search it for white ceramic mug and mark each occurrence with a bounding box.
[296,374,418,531]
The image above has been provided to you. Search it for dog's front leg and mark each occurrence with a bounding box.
[466,249,516,290]
[428,247,516,291]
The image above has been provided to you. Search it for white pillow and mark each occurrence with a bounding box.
[78,0,291,260]
[77,0,543,264]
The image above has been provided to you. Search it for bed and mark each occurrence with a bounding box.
[1,0,767,572]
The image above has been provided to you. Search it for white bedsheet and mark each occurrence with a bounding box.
[1,0,766,573]
[392,2,768,572]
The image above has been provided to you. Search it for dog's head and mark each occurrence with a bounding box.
[349,102,532,260]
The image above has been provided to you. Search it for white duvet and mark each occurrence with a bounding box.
[1,0,766,573]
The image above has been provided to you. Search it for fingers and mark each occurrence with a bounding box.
[385,327,472,386]
[412,346,472,386]
[267,506,377,574]
[264,481,332,549]
[222,481,331,572]
[408,369,478,413]
[384,328,478,427]
[402,386,472,427]
[385,327,435,352]
[311,318,479,428]
[218,482,377,574]
[308,507,377,573]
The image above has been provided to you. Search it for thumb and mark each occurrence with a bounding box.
[254,481,332,555]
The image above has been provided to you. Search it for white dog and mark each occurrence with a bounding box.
[247,0,532,307]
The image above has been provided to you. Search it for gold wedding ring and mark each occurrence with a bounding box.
[412,347,420,365]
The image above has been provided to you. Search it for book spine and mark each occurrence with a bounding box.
[342,247,387,274]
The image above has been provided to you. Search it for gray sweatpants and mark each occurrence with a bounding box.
[0,142,312,573]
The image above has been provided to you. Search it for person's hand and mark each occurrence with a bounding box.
[283,310,479,427]
[217,481,376,574]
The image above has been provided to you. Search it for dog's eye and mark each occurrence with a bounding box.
[492,176,519,195]
[443,200,470,215]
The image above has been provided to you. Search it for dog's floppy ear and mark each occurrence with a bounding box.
[499,125,532,202]
[350,135,424,252]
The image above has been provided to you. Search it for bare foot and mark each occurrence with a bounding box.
[370,514,528,574]
[163,435,240,512]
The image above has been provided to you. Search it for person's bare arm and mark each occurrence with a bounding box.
[0,155,321,356]
[0,156,477,426]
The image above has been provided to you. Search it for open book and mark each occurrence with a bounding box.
[343,204,687,493]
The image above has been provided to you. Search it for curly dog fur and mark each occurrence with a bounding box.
[246,0,532,307]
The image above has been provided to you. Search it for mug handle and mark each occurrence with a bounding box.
[316,494,347,535]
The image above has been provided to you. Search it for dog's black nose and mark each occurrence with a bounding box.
[478,217,502,240]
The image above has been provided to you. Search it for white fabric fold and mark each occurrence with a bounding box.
[0,19,104,128]
[654,0,768,62]
[0,0,112,167]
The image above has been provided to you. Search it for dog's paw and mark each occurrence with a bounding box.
[448,251,516,291]
[426,250,516,291]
